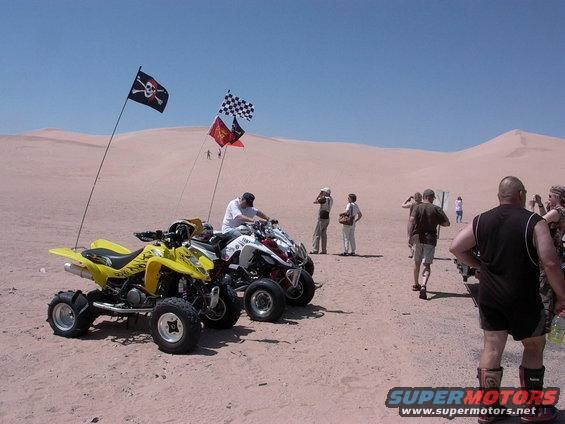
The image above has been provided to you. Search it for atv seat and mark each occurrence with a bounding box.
[81,248,144,270]
[208,232,235,250]
[191,239,222,258]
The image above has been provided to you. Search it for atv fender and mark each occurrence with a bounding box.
[90,239,131,254]
[49,248,108,288]
[144,257,209,295]
[188,247,214,271]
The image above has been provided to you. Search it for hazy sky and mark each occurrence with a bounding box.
[2,0,564,151]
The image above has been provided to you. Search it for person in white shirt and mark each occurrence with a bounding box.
[455,196,463,223]
[340,193,362,256]
[221,192,271,233]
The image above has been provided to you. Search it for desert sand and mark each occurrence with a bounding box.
[0,127,563,423]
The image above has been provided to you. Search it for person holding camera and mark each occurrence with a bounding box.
[402,192,422,258]
[311,187,333,254]
[528,186,565,333]
[401,192,422,214]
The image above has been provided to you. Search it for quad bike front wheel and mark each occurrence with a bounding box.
[201,285,241,329]
[244,278,285,322]
[150,298,201,354]
[47,290,93,338]
[284,270,316,307]
[304,257,315,276]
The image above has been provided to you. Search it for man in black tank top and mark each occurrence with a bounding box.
[450,176,565,423]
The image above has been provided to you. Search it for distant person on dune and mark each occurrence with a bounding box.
[528,185,565,333]
[311,187,333,254]
[450,176,565,423]
[218,148,222,158]
[408,189,449,299]
[206,149,211,159]
[339,193,362,256]
[455,196,464,223]
[402,192,422,258]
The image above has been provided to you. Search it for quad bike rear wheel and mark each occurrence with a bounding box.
[244,278,285,322]
[150,298,201,354]
[47,290,92,337]
[201,285,241,329]
[284,270,316,307]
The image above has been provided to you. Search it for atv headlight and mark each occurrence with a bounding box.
[275,239,291,253]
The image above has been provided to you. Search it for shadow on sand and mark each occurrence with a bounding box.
[196,325,255,356]
[276,303,353,324]
[331,254,383,258]
[83,316,152,346]
[425,291,472,301]
[83,315,255,356]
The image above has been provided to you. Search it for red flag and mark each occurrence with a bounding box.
[208,116,234,147]
[228,138,244,148]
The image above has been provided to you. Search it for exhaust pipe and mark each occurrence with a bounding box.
[92,302,153,314]
[64,263,93,280]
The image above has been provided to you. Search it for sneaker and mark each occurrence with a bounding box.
[419,287,427,300]
[338,252,349,256]
[320,251,327,254]
[349,252,356,256]
[412,284,421,291]
[309,251,319,255]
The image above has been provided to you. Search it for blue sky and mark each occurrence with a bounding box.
[2,0,564,151]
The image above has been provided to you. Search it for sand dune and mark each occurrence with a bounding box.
[0,127,563,423]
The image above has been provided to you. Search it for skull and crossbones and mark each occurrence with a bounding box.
[131,76,165,105]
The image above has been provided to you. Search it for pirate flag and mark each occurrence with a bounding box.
[128,70,169,113]
[231,117,245,141]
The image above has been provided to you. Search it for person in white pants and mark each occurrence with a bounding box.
[340,193,362,256]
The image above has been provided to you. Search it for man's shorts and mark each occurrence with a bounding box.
[479,303,546,341]
[413,240,435,265]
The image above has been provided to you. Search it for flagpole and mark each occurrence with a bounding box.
[173,116,218,217]
[174,90,230,222]
[73,66,141,250]
[206,145,229,222]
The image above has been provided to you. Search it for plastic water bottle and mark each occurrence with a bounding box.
[547,314,565,345]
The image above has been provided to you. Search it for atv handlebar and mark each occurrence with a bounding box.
[134,230,165,242]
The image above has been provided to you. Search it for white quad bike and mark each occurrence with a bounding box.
[190,221,316,322]
[265,220,314,276]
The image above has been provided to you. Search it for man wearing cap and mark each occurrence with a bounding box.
[409,189,450,299]
[311,188,333,254]
[221,192,271,233]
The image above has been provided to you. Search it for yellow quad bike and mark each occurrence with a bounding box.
[48,220,241,354]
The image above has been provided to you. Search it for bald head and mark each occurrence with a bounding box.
[498,176,526,206]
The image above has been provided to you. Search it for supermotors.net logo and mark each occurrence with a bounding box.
[385,387,560,419]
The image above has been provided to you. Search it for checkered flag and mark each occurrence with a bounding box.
[218,92,254,121]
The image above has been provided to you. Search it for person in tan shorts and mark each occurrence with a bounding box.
[408,189,450,299]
